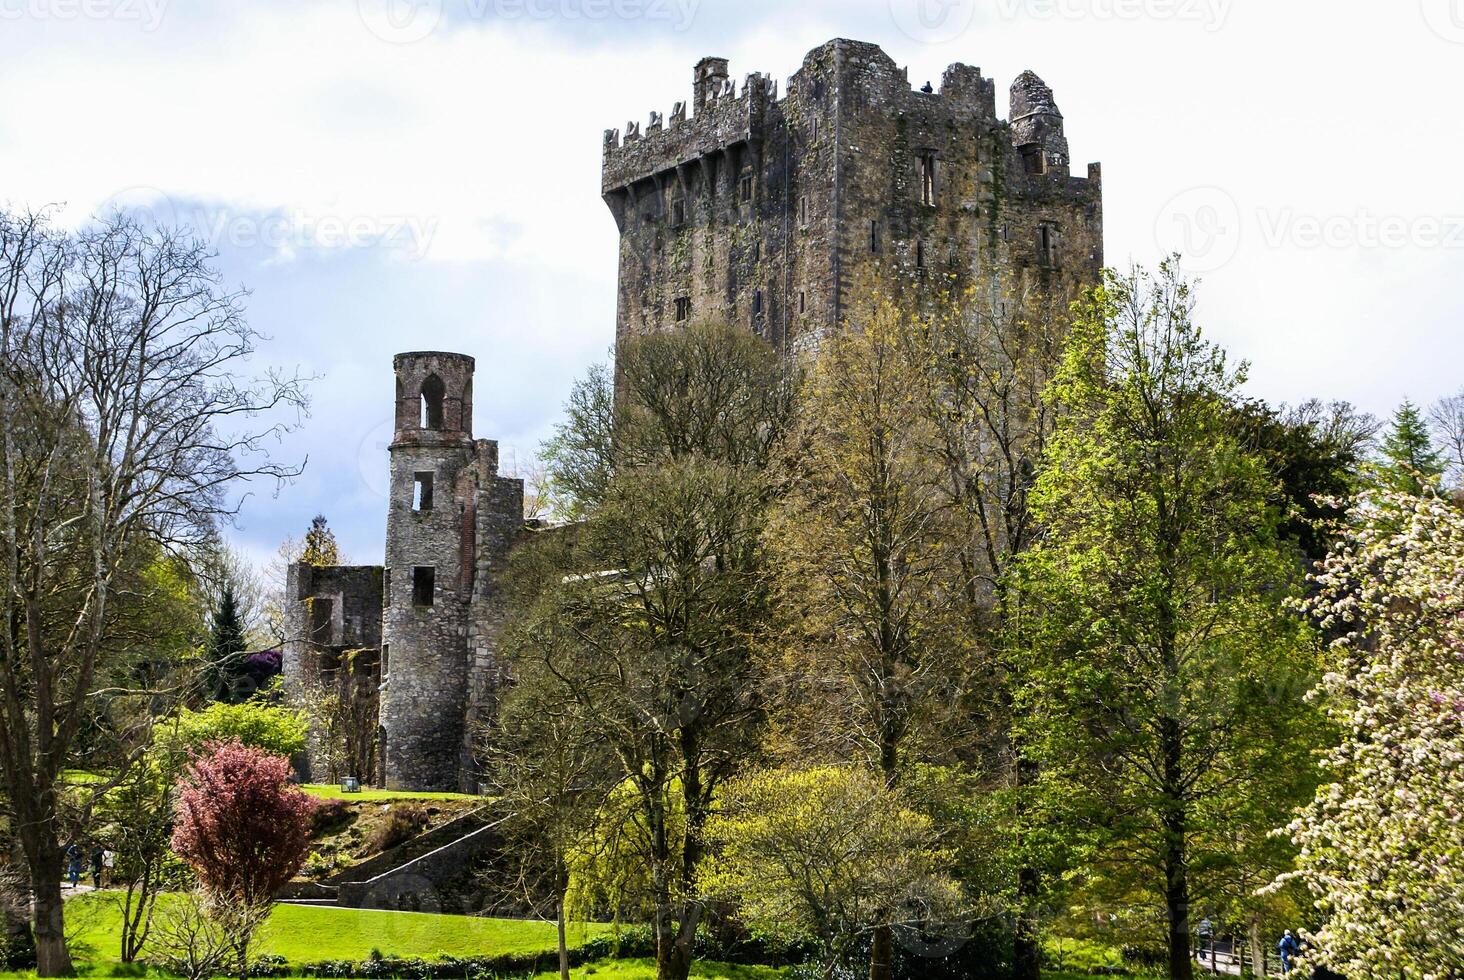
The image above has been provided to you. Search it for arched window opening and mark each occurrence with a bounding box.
[420,374,445,430]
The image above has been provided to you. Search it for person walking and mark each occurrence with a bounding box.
[101,848,115,887]
[1278,930,1300,975]
[88,846,104,890]
[64,844,81,889]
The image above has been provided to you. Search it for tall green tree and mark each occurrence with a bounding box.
[205,585,248,703]
[1015,262,1320,980]
[764,285,973,980]
[506,320,794,980]
[1371,399,1444,495]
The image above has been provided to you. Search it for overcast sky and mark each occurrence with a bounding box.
[3,0,1461,570]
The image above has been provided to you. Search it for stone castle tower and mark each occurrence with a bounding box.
[379,352,524,792]
[602,39,1104,351]
[284,353,524,794]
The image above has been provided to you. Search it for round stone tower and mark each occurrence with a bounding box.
[380,351,477,791]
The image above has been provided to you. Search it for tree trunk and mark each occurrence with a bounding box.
[1161,717,1193,980]
[1248,915,1264,978]
[556,897,569,980]
[1013,755,1041,980]
[869,926,894,980]
[31,867,72,978]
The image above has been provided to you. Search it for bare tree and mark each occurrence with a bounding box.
[151,888,268,980]
[0,208,306,974]
[1429,389,1464,487]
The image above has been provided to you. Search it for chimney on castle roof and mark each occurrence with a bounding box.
[694,56,729,108]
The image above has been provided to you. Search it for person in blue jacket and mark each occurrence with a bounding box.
[1278,930,1300,974]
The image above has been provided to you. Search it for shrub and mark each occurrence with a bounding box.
[172,741,315,904]
[367,804,429,852]
[311,797,353,834]
[170,703,309,759]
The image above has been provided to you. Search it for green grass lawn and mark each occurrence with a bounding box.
[298,783,480,803]
[52,892,611,974]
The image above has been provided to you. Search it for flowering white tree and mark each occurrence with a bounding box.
[1275,489,1464,978]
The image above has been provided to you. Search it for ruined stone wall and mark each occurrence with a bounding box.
[281,563,383,781]
[602,38,1104,355]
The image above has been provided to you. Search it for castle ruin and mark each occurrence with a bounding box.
[283,38,1105,793]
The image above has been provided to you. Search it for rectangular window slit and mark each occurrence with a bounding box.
[413,472,434,511]
[920,152,936,206]
[412,566,435,607]
[675,296,692,321]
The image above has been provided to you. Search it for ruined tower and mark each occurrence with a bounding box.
[379,352,523,792]
[601,38,1104,354]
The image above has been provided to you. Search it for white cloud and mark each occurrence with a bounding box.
[4,0,1463,569]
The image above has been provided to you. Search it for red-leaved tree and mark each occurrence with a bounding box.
[171,741,314,906]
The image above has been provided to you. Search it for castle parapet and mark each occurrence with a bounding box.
[601,66,774,199]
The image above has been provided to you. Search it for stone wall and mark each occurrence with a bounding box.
[601,38,1104,354]
[281,563,383,782]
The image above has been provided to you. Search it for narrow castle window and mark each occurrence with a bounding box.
[413,472,434,511]
[920,152,936,206]
[869,220,880,254]
[1020,144,1044,175]
[381,643,390,678]
[675,296,692,321]
[752,290,764,316]
[799,195,807,226]
[739,174,753,203]
[799,291,806,314]
[916,240,926,274]
[420,374,445,430]
[412,566,435,607]
[1037,223,1059,266]
[671,197,686,227]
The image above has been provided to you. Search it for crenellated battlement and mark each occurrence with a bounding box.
[601,69,777,195]
[602,37,1104,351]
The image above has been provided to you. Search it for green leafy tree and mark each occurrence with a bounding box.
[699,766,960,980]
[510,320,794,980]
[764,285,971,980]
[1016,262,1321,980]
